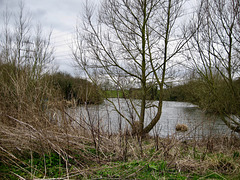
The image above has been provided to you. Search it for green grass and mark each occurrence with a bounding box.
[1,137,240,179]
[0,152,80,179]
[1,150,238,180]
[89,160,231,179]
[89,160,187,179]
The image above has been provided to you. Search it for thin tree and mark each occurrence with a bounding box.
[0,2,54,78]
[73,0,193,136]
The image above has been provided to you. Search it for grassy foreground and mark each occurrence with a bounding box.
[1,124,240,180]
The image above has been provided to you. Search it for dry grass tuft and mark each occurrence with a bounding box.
[176,124,188,132]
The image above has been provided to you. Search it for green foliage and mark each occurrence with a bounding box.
[163,77,240,115]
[0,152,72,179]
[104,90,125,98]
[50,72,103,104]
[1,137,240,179]
[233,151,240,159]
[128,84,160,100]
[91,160,187,179]
[163,80,203,103]
[188,78,240,114]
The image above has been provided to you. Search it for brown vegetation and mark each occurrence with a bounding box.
[1,112,240,179]
[176,124,188,132]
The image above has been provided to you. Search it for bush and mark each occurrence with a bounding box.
[50,72,103,105]
[163,77,240,115]
[0,62,55,125]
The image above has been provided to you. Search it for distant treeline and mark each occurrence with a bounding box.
[3,59,237,114]
[49,72,103,105]
[105,84,159,100]
[163,78,240,115]
[0,63,103,107]
[1,60,239,116]
[104,78,240,115]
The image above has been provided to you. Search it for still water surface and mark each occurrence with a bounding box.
[69,98,231,138]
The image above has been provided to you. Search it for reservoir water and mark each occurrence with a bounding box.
[68,98,231,138]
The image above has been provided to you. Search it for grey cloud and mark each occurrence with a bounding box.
[0,0,97,75]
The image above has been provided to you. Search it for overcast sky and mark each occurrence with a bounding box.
[0,0,100,76]
[0,0,83,31]
[0,0,197,76]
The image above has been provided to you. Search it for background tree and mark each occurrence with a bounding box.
[74,0,192,136]
[0,2,54,124]
[51,72,103,104]
[187,0,240,132]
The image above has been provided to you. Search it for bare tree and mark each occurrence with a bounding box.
[0,1,54,122]
[187,0,240,132]
[30,24,54,79]
[73,0,192,136]
[0,6,13,63]
[0,1,54,78]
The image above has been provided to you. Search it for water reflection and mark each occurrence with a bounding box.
[69,98,231,138]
